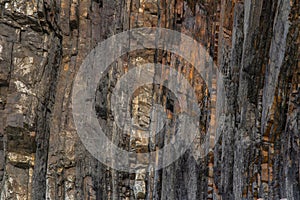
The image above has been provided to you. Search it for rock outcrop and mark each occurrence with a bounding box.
[0,0,299,199]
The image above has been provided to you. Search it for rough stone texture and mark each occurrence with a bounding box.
[0,0,299,200]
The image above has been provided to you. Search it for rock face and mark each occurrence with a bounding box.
[0,0,299,199]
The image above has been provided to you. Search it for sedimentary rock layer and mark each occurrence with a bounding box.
[0,0,299,199]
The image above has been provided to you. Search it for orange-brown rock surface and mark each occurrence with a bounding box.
[0,0,299,199]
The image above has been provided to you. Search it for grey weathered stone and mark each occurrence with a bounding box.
[0,0,299,199]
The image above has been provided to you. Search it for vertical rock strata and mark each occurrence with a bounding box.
[0,0,299,199]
